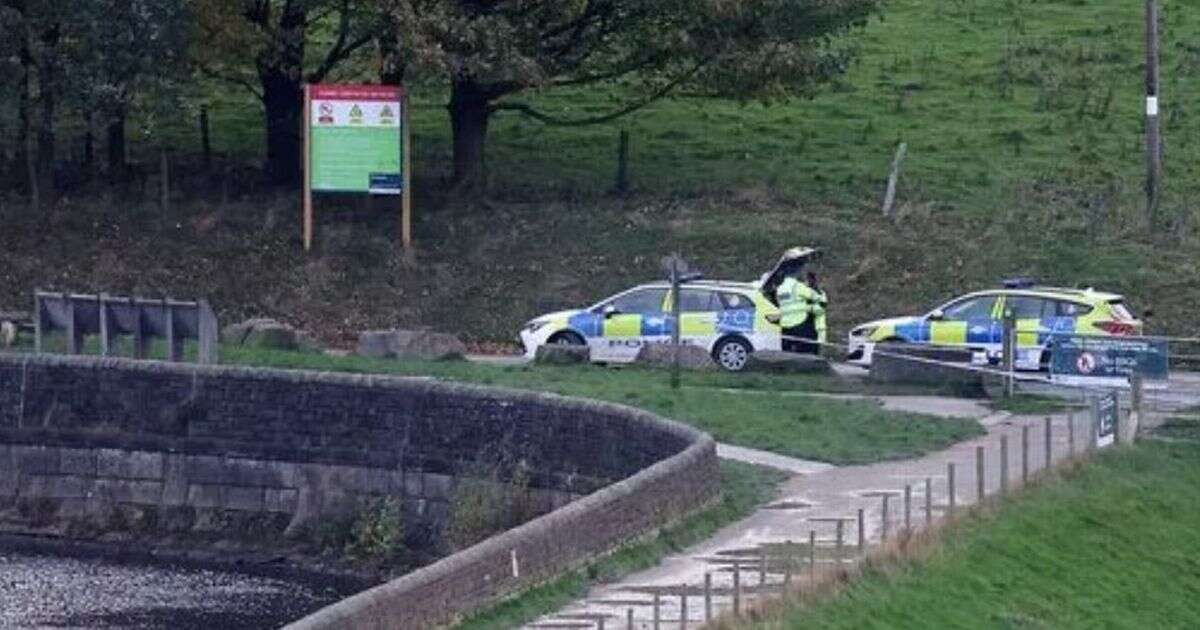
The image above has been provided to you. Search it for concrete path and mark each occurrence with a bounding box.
[714,444,834,476]
[527,410,1084,629]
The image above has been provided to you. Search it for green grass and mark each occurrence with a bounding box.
[154,0,1200,203]
[1149,405,1200,442]
[8,3,1200,389]
[455,460,787,630]
[5,339,984,463]
[986,394,1077,415]
[218,345,984,465]
[740,440,1200,629]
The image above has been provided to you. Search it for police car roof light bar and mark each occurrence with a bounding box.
[1000,277,1037,289]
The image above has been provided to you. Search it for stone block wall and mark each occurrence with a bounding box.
[0,352,720,625]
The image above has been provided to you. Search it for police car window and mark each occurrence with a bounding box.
[1054,300,1092,317]
[1006,296,1048,319]
[719,293,750,310]
[678,289,717,313]
[609,289,667,314]
[941,296,997,321]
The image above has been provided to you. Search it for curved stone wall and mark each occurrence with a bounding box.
[0,353,720,627]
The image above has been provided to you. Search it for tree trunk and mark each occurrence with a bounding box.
[36,26,58,199]
[261,70,303,185]
[449,80,492,191]
[14,58,30,193]
[256,3,306,186]
[22,67,38,212]
[377,19,406,86]
[106,114,126,176]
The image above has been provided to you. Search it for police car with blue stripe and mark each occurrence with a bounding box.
[847,279,1144,370]
[520,249,820,371]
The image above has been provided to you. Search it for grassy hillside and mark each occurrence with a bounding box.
[192,0,1200,201]
[3,0,1199,344]
[730,439,1200,629]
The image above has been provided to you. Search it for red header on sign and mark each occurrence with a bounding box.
[310,84,404,101]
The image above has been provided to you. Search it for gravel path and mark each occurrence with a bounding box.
[0,551,350,629]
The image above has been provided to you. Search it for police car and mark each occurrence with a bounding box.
[847,281,1144,370]
[520,249,820,371]
[520,281,782,371]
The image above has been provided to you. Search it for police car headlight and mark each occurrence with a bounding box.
[851,326,877,338]
[523,320,548,334]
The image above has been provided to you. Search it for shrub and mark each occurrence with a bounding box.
[344,496,406,562]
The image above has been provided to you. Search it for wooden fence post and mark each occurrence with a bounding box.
[881,141,907,219]
[835,520,845,563]
[1022,425,1030,483]
[857,508,865,555]
[616,129,630,193]
[947,462,957,516]
[680,583,688,630]
[1068,411,1076,456]
[1045,417,1053,468]
[1000,435,1010,496]
[903,485,912,534]
[975,445,985,503]
[733,563,741,616]
[925,477,933,525]
[808,530,816,580]
[881,495,891,541]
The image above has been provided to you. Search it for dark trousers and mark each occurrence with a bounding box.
[783,319,820,355]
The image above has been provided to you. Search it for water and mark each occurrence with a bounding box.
[0,549,360,629]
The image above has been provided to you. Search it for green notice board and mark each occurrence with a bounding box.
[308,85,404,194]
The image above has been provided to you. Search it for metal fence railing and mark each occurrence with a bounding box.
[33,291,219,364]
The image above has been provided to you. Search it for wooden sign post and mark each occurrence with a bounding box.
[302,84,411,252]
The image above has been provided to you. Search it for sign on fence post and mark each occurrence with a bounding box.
[1094,391,1118,449]
[303,84,410,252]
[1050,334,1168,388]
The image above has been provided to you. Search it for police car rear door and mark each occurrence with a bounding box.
[675,288,720,351]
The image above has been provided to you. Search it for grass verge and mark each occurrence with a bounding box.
[728,440,1200,629]
[455,460,787,630]
[985,393,1077,415]
[217,346,984,465]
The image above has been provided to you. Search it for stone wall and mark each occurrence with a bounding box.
[287,408,717,630]
[0,353,720,625]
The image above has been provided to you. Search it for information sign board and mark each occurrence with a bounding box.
[1050,334,1168,388]
[302,84,411,251]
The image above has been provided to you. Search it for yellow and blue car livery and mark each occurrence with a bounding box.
[519,281,782,371]
[847,286,1142,370]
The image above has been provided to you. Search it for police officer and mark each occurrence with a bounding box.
[808,271,828,351]
[778,267,827,355]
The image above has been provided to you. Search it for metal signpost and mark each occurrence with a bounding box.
[303,84,410,252]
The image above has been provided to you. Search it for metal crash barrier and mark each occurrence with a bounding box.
[34,291,219,364]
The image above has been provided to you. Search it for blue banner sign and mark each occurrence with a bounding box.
[1050,335,1168,386]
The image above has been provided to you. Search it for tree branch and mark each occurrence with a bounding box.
[308,0,374,82]
[197,64,264,100]
[492,59,710,126]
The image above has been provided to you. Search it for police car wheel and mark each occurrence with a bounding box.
[548,331,585,346]
[714,337,752,372]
